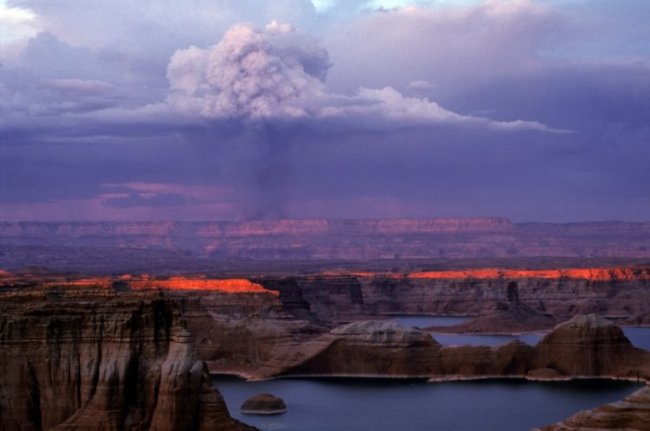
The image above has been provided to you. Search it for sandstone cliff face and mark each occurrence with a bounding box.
[0,291,254,431]
[280,321,441,377]
[537,386,650,431]
[431,294,558,334]
[534,314,642,376]
[263,268,650,325]
[267,315,650,382]
[436,341,536,377]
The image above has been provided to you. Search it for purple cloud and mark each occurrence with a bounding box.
[164,20,559,132]
[1,1,649,222]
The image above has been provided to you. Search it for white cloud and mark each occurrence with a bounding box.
[166,21,562,132]
[0,1,39,57]
[311,0,338,12]
[320,86,464,122]
[167,22,329,119]
[0,2,37,42]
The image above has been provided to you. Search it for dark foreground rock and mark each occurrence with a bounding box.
[0,289,254,431]
[241,394,287,415]
[537,386,650,430]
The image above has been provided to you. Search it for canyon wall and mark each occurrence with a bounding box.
[262,267,650,323]
[1,219,649,271]
[3,269,650,431]
[0,287,254,431]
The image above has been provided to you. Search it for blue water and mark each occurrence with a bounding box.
[392,315,650,350]
[430,332,544,347]
[622,326,650,351]
[391,315,544,346]
[390,315,469,328]
[214,377,642,431]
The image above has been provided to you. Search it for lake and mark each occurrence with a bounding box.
[214,377,641,431]
[620,326,650,351]
[391,315,650,350]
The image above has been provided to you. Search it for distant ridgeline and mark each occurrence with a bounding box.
[0,218,649,263]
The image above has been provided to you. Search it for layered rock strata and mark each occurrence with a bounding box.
[537,386,650,430]
[280,321,441,377]
[263,267,650,326]
[0,289,254,431]
[2,219,650,263]
[268,315,650,382]
[533,314,641,376]
[428,282,558,334]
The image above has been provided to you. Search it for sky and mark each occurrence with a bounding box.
[0,0,649,222]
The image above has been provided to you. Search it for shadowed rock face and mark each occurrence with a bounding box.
[0,291,254,431]
[271,315,650,381]
[281,321,442,377]
[537,386,650,430]
[432,300,557,334]
[534,314,640,376]
[240,394,287,415]
[437,341,536,377]
[262,268,650,326]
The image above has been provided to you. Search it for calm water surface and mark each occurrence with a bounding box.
[392,315,544,346]
[390,315,469,328]
[214,377,641,431]
[621,326,650,351]
[392,315,650,349]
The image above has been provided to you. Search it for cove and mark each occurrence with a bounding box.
[213,377,642,431]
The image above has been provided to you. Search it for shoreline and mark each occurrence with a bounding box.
[211,371,650,386]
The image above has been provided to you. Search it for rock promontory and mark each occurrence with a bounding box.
[0,288,254,431]
[280,321,441,377]
[537,386,650,430]
[533,314,640,376]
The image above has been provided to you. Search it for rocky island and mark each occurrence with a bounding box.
[240,394,287,415]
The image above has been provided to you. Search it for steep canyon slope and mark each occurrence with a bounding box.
[0,284,254,431]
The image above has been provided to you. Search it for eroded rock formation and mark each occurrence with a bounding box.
[262,267,650,326]
[0,288,254,431]
[281,321,441,377]
[271,314,650,382]
[533,314,643,377]
[537,386,650,430]
[240,394,287,415]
